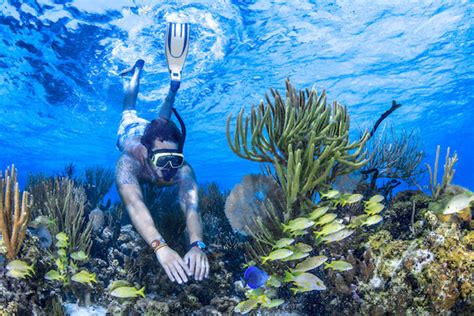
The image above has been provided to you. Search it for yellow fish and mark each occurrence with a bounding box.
[282,251,310,262]
[293,256,328,273]
[272,238,295,249]
[314,213,337,226]
[7,260,35,273]
[110,286,145,298]
[309,206,330,220]
[320,229,354,243]
[443,192,474,215]
[7,269,31,279]
[364,202,385,216]
[293,242,313,253]
[338,193,364,206]
[366,195,384,204]
[314,221,345,237]
[71,270,97,285]
[70,251,88,261]
[261,249,293,264]
[320,190,340,200]
[45,270,65,282]
[291,272,326,291]
[234,298,259,314]
[55,232,68,241]
[324,260,353,271]
[361,215,383,226]
[282,217,315,232]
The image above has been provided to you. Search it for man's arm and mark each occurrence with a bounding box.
[116,154,191,283]
[116,154,161,246]
[178,163,209,281]
[178,163,202,244]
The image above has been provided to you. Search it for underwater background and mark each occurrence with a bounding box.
[0,0,473,192]
[0,0,473,315]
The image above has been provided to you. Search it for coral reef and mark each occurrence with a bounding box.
[318,190,473,315]
[358,214,473,314]
[1,151,472,316]
[0,178,247,315]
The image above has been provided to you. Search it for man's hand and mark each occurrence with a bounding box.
[183,247,209,281]
[155,246,192,284]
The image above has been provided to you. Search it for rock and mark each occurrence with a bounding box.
[89,208,105,233]
[101,227,113,241]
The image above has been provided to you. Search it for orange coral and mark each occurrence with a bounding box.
[0,165,31,260]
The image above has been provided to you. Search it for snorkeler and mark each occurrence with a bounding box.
[115,23,209,284]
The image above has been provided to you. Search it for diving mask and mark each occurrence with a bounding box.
[150,149,184,169]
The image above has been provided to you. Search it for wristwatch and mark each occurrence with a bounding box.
[189,240,206,251]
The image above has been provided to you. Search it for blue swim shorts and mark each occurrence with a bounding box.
[116,110,150,151]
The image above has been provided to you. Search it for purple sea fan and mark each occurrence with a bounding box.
[224,174,284,235]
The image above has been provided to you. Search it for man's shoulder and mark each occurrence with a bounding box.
[116,154,141,186]
[176,161,196,180]
[117,153,141,167]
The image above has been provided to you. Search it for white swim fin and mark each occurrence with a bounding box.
[165,22,190,81]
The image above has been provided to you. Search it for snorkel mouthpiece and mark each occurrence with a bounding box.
[161,168,178,181]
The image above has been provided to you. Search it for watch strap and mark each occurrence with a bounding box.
[189,240,206,251]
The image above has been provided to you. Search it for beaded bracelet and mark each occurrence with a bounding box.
[151,238,167,253]
[154,243,168,253]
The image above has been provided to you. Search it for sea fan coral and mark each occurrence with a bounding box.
[224,174,284,236]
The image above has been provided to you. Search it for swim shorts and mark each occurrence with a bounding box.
[116,110,150,151]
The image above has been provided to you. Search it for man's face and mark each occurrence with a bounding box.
[151,139,180,179]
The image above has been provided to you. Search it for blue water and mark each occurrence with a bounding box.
[1,0,473,192]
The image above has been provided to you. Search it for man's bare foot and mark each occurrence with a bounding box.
[119,59,145,76]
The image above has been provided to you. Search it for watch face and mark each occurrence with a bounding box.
[197,241,206,249]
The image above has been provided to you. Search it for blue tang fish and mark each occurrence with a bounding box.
[254,191,267,202]
[243,266,268,289]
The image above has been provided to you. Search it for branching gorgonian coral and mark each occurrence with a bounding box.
[364,126,425,189]
[226,79,369,216]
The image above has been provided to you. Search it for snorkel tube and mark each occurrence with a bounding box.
[172,107,186,153]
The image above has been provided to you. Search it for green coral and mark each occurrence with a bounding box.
[426,145,458,199]
[227,79,369,214]
[28,177,93,254]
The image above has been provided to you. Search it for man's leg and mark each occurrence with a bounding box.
[158,80,180,120]
[121,59,145,111]
[116,59,147,151]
